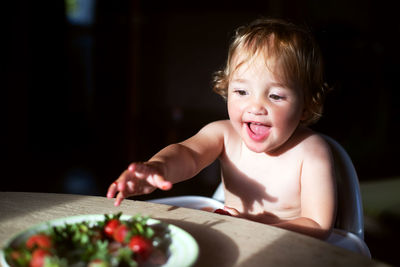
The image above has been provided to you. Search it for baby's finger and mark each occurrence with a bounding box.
[223,206,240,216]
[214,208,232,216]
[128,162,148,179]
[116,170,132,192]
[128,163,137,172]
[107,182,118,199]
[114,191,126,207]
[150,174,172,191]
[127,180,135,192]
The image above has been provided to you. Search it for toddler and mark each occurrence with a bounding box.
[107,18,336,239]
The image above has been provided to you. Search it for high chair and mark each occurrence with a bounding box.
[149,135,371,258]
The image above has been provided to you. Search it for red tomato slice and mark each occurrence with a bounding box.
[129,235,153,261]
[26,234,52,250]
[113,224,129,243]
[29,249,50,267]
[104,219,120,237]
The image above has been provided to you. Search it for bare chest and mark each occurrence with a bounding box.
[219,149,302,219]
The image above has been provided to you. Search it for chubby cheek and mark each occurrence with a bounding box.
[273,104,303,131]
[227,100,243,126]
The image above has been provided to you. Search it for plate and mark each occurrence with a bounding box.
[0,214,199,267]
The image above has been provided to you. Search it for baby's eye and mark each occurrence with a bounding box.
[269,94,285,101]
[234,89,248,96]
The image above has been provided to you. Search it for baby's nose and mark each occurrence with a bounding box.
[248,102,267,115]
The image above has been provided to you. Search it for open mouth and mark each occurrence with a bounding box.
[246,122,270,141]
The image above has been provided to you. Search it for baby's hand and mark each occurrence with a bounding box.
[214,206,241,217]
[107,162,172,206]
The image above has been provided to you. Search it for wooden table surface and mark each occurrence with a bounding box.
[0,192,389,267]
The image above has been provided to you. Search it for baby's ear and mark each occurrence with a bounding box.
[300,108,310,123]
[300,108,307,120]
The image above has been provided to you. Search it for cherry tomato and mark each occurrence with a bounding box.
[104,219,120,237]
[214,208,232,216]
[129,235,153,261]
[26,234,52,250]
[29,249,50,267]
[113,224,129,243]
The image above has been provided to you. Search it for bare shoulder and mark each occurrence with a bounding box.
[199,120,232,135]
[203,119,232,129]
[295,128,333,160]
[179,120,231,154]
[183,120,231,145]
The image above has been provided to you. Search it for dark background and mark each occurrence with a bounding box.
[3,0,399,265]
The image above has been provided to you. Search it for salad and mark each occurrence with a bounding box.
[3,213,171,267]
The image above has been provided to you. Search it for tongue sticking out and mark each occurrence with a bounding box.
[249,123,269,136]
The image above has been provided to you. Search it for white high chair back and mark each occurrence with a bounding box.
[149,135,371,257]
[322,135,364,239]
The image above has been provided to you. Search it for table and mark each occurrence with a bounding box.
[0,192,388,267]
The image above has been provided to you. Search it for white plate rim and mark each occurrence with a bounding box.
[0,214,199,267]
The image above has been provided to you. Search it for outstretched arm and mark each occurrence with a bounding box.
[107,121,226,206]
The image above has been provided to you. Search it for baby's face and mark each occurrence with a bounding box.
[227,53,304,154]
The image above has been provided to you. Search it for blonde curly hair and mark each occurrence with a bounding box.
[213,18,330,125]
